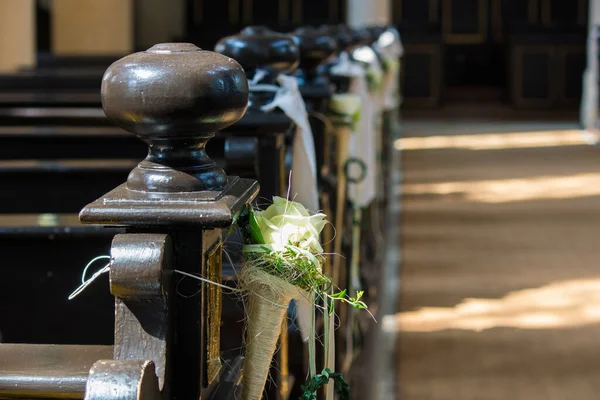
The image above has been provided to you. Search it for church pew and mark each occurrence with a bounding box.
[0,69,103,92]
[0,107,109,126]
[0,92,101,108]
[0,160,135,213]
[0,126,143,159]
[0,25,404,396]
[0,116,273,213]
[0,33,341,399]
[0,344,113,398]
[0,43,258,399]
[34,53,119,70]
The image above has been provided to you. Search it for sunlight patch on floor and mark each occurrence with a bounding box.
[402,173,600,203]
[395,130,590,151]
[383,278,600,332]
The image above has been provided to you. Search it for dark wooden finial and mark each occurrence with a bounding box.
[214,26,300,83]
[318,25,371,52]
[293,27,337,83]
[101,43,249,193]
[317,25,352,53]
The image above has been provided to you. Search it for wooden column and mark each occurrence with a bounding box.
[0,0,35,73]
[582,0,600,129]
[347,0,391,27]
[52,0,133,55]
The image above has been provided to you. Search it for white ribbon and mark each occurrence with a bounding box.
[330,51,365,78]
[348,77,376,199]
[374,35,404,110]
[337,60,377,208]
[330,51,378,207]
[252,73,319,214]
[251,72,320,343]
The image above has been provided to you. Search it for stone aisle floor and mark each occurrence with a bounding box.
[393,115,600,399]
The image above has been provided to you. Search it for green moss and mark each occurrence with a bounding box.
[243,245,329,292]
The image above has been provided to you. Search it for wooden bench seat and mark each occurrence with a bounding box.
[0,343,243,399]
[0,106,292,130]
[0,70,102,91]
[0,213,243,347]
[0,108,108,126]
[33,53,118,70]
[0,213,117,236]
[0,159,135,213]
[0,92,101,108]
[0,86,330,109]
[0,126,144,159]
[0,344,113,399]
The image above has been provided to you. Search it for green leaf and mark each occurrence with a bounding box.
[248,208,265,244]
[330,289,347,298]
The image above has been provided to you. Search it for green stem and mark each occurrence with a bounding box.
[344,205,363,372]
[350,205,362,298]
[323,293,329,370]
[308,291,317,378]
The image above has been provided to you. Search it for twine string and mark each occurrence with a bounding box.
[68,256,111,300]
[239,265,302,400]
[68,255,239,300]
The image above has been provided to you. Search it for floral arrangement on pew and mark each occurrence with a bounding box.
[67,194,369,400]
[238,196,368,400]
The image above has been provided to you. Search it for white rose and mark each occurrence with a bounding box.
[329,93,361,117]
[250,196,326,254]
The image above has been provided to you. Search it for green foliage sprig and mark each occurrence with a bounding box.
[239,199,371,313]
[326,289,368,314]
[299,368,351,400]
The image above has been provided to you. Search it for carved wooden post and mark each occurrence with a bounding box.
[216,26,299,202]
[294,27,338,86]
[293,26,337,184]
[79,43,258,399]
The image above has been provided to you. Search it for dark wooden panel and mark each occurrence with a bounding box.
[442,0,488,44]
[511,45,555,108]
[559,45,586,105]
[450,0,480,33]
[245,0,283,26]
[522,52,550,98]
[297,0,324,25]
[194,0,235,26]
[188,0,242,48]
[187,0,347,45]
[0,129,145,160]
[542,0,586,27]
[0,161,133,213]
[402,44,442,107]
[287,0,346,26]
[337,0,347,25]
[393,0,439,28]
[445,44,504,86]
[502,0,539,26]
[36,0,51,52]
[404,53,431,98]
